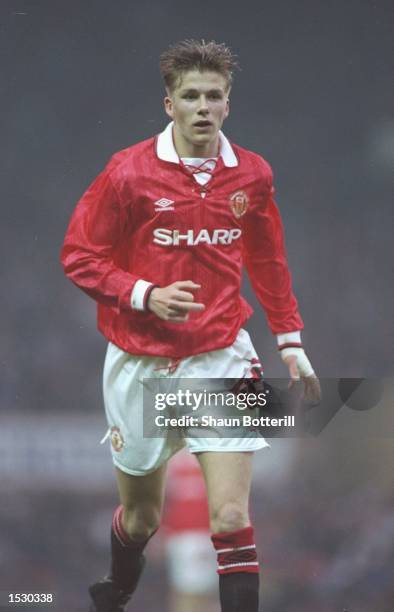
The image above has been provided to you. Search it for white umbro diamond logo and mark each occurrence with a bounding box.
[154,198,175,211]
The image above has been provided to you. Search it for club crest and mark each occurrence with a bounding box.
[229,191,249,218]
[110,426,125,452]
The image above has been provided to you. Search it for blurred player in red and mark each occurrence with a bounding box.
[61,39,320,612]
[162,450,218,612]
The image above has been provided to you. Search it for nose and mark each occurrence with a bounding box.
[197,95,209,114]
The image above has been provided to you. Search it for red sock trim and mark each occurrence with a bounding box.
[112,505,133,547]
[112,505,159,549]
[211,526,260,575]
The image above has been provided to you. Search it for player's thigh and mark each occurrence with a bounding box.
[115,463,167,514]
[196,451,253,517]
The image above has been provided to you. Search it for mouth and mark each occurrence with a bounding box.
[193,120,212,128]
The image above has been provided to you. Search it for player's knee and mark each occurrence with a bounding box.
[122,506,161,542]
[211,501,249,533]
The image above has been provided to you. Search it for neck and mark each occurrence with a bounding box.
[172,126,219,158]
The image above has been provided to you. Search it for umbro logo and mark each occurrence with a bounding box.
[154,198,175,212]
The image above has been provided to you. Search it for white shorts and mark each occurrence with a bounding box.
[165,531,217,594]
[102,329,269,475]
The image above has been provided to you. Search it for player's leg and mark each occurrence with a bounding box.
[112,464,167,586]
[197,451,253,533]
[196,451,259,612]
[89,463,167,612]
[92,343,185,610]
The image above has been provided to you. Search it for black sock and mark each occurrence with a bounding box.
[109,526,147,593]
[219,572,259,612]
[212,526,260,612]
[109,505,154,593]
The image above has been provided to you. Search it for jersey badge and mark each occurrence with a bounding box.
[229,191,249,218]
[154,198,175,212]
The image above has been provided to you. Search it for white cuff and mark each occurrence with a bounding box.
[276,331,302,346]
[280,347,315,377]
[130,279,154,311]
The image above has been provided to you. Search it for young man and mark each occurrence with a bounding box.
[61,40,320,612]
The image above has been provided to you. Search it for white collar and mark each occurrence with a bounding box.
[156,122,238,167]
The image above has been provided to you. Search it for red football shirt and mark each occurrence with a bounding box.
[61,124,303,358]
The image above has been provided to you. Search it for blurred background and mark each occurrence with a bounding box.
[1,0,393,610]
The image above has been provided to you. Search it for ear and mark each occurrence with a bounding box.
[224,96,230,119]
[164,95,174,119]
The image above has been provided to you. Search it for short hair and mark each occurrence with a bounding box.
[160,39,238,92]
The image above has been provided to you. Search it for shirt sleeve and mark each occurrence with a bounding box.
[60,166,140,311]
[242,172,304,334]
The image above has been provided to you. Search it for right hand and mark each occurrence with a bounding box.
[147,280,205,323]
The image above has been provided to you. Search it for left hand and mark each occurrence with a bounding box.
[281,348,321,405]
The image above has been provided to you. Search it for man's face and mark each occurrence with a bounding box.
[164,70,230,157]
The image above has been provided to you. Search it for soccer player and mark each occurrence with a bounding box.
[61,40,320,612]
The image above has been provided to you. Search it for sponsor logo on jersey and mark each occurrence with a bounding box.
[229,190,249,218]
[110,426,125,452]
[153,228,242,246]
[154,198,175,212]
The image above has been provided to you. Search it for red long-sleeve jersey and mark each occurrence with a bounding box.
[61,125,303,358]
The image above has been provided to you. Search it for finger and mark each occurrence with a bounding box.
[303,375,321,405]
[175,281,201,291]
[167,312,189,322]
[169,301,205,313]
[174,290,195,302]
